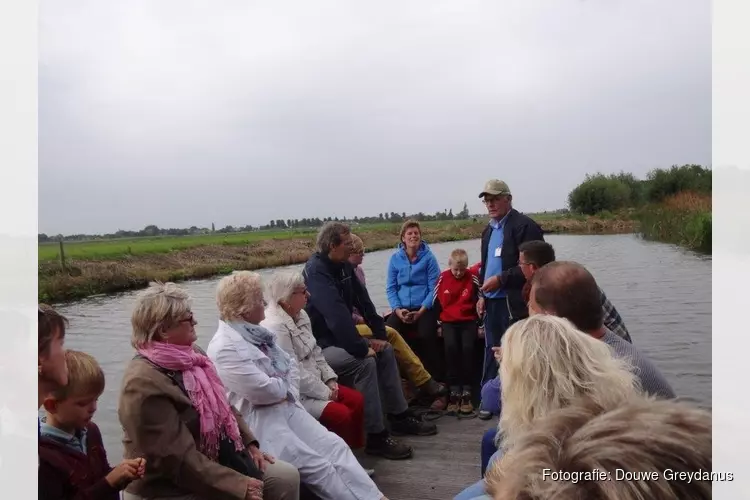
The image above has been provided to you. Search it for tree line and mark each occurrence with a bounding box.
[567,164,711,215]
[39,203,475,242]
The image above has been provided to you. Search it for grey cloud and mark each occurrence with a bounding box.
[39,0,710,235]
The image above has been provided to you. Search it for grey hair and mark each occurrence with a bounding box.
[266,270,306,305]
[131,281,192,348]
[316,222,351,254]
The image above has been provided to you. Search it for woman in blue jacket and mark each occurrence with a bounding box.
[385,220,444,389]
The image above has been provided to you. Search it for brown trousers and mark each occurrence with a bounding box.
[122,459,300,500]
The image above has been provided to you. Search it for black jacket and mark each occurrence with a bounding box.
[303,252,387,358]
[479,209,544,322]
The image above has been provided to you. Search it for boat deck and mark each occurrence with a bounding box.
[360,412,493,500]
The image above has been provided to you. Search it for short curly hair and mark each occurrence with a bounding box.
[216,271,265,321]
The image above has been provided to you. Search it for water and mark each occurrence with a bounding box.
[55,234,712,457]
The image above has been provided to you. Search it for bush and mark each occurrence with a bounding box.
[611,172,648,206]
[568,174,632,215]
[646,164,712,203]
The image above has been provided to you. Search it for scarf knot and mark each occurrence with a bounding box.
[136,342,243,460]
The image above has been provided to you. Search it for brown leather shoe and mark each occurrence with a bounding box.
[418,378,449,398]
[430,395,448,411]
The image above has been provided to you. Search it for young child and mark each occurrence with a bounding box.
[38,350,146,499]
[434,249,481,415]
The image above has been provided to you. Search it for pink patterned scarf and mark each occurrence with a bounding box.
[137,342,242,459]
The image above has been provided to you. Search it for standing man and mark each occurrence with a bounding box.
[476,180,544,391]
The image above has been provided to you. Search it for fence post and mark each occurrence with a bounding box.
[59,240,67,272]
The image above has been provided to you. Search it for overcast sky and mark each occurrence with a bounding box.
[39,0,710,235]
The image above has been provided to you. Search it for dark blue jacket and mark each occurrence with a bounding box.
[479,208,544,322]
[303,252,387,358]
[386,241,441,310]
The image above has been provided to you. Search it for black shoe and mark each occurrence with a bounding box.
[365,435,413,460]
[478,409,493,420]
[389,414,438,436]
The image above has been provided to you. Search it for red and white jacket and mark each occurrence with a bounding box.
[433,268,480,323]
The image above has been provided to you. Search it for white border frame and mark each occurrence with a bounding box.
[0,0,40,495]
[0,0,745,497]
[713,0,750,497]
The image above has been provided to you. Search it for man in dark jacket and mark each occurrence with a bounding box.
[304,222,438,460]
[476,179,544,393]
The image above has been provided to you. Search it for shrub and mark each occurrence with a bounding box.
[646,164,712,203]
[611,171,648,206]
[568,174,632,215]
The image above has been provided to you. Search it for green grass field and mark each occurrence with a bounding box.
[38,220,481,262]
[38,229,322,261]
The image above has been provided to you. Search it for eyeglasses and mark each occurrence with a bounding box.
[178,313,197,325]
[292,288,308,295]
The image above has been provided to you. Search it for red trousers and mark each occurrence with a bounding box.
[319,385,365,449]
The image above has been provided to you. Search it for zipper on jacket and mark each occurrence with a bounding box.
[408,262,413,309]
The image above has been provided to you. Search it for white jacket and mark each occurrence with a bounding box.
[261,307,337,418]
[208,320,384,500]
[207,320,304,436]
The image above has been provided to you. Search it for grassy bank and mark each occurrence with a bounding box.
[636,192,712,253]
[39,215,636,303]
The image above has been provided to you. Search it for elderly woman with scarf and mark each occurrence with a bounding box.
[260,270,367,453]
[118,282,300,500]
[207,271,388,500]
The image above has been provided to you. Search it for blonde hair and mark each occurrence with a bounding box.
[131,281,192,348]
[51,350,105,400]
[266,270,305,305]
[487,397,713,500]
[350,233,364,254]
[498,315,639,450]
[449,248,469,266]
[216,271,265,321]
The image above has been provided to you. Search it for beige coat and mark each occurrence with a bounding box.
[261,306,337,418]
[118,348,259,500]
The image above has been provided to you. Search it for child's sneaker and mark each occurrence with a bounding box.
[460,390,474,415]
[446,391,461,415]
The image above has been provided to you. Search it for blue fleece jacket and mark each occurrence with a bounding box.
[386,241,441,310]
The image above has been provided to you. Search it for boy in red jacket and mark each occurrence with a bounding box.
[39,350,145,499]
[434,249,481,415]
